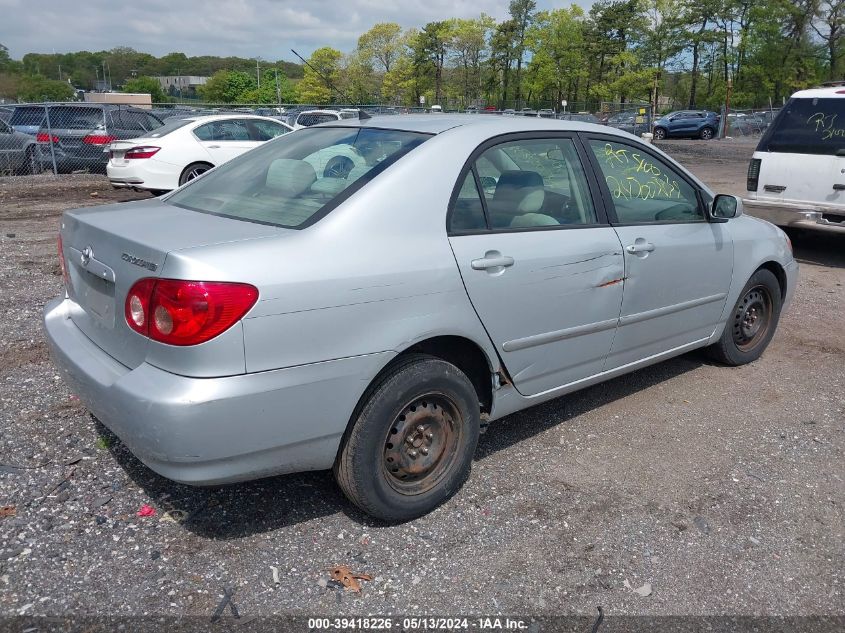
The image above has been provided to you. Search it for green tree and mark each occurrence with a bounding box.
[237,70,296,104]
[415,22,451,104]
[448,16,494,106]
[16,74,75,101]
[296,47,342,103]
[198,70,256,103]
[122,75,167,101]
[358,23,404,73]
[509,0,537,107]
[526,8,587,108]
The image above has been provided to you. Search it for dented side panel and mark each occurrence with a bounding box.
[448,228,625,396]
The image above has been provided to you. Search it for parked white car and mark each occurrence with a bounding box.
[744,85,845,233]
[292,109,359,130]
[106,114,292,194]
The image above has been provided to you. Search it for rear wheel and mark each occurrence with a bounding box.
[700,126,715,140]
[334,354,480,522]
[653,127,667,140]
[179,162,213,186]
[18,146,41,175]
[706,269,782,366]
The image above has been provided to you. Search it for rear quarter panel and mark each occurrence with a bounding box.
[163,130,503,377]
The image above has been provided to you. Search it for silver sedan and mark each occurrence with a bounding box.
[44,115,798,521]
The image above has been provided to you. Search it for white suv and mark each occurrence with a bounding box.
[744,85,845,234]
[293,109,360,130]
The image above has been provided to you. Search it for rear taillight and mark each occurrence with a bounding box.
[125,279,258,346]
[37,132,58,143]
[83,134,117,146]
[124,146,160,159]
[747,158,761,192]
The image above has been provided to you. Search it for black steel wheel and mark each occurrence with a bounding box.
[335,354,480,522]
[706,268,782,366]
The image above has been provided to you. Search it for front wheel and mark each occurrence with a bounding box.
[334,354,480,522]
[653,127,667,140]
[706,269,782,366]
[700,126,715,140]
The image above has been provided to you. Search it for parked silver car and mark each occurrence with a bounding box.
[0,118,41,174]
[45,115,798,521]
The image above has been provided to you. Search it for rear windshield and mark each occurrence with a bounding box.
[10,106,45,126]
[166,127,430,229]
[297,113,338,126]
[46,107,104,130]
[758,97,845,155]
[145,118,193,138]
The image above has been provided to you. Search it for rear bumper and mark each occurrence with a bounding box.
[44,297,393,485]
[743,199,845,234]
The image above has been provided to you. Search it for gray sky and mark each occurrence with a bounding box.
[0,0,588,62]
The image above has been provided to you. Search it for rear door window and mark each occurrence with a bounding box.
[10,107,45,127]
[758,97,845,155]
[48,107,104,130]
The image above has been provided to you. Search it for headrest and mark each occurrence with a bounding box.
[493,170,545,213]
[266,159,316,196]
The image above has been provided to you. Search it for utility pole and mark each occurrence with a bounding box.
[256,59,260,88]
[275,68,281,109]
[724,76,733,138]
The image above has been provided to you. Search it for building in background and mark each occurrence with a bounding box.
[83,92,152,108]
[154,76,208,99]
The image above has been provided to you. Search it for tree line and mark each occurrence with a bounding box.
[1,0,843,111]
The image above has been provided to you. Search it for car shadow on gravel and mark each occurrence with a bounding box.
[96,353,703,537]
[786,229,845,269]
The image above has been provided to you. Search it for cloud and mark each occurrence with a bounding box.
[1,0,580,62]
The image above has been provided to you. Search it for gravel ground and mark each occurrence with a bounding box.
[0,142,842,625]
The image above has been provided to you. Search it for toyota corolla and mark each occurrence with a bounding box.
[44,115,798,521]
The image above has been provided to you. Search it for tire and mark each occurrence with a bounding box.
[179,162,213,186]
[700,126,715,140]
[334,354,480,522]
[323,155,354,179]
[17,146,41,175]
[706,268,782,366]
[653,127,667,140]
[149,189,169,197]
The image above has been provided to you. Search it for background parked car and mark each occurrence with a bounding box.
[557,113,601,124]
[36,104,163,173]
[0,105,13,125]
[652,110,720,140]
[9,104,46,135]
[106,114,292,193]
[292,109,350,130]
[606,110,651,136]
[0,117,41,174]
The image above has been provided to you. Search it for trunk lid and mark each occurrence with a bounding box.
[60,199,284,369]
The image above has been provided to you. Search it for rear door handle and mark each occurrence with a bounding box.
[625,242,655,254]
[208,145,221,149]
[471,254,515,270]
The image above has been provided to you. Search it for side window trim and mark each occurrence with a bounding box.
[446,131,612,236]
[471,164,492,230]
[579,132,706,226]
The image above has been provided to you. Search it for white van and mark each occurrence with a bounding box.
[744,85,845,234]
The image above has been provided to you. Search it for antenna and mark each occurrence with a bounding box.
[291,48,371,120]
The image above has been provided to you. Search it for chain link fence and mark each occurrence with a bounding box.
[3,99,771,179]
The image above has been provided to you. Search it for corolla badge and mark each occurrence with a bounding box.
[80,246,93,267]
[121,253,158,272]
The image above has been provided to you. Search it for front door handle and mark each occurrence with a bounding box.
[471,252,515,270]
[625,242,655,254]
[208,145,221,149]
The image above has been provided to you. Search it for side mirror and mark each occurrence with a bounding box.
[545,148,565,161]
[711,194,743,222]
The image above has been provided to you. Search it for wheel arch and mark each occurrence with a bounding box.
[757,260,787,301]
